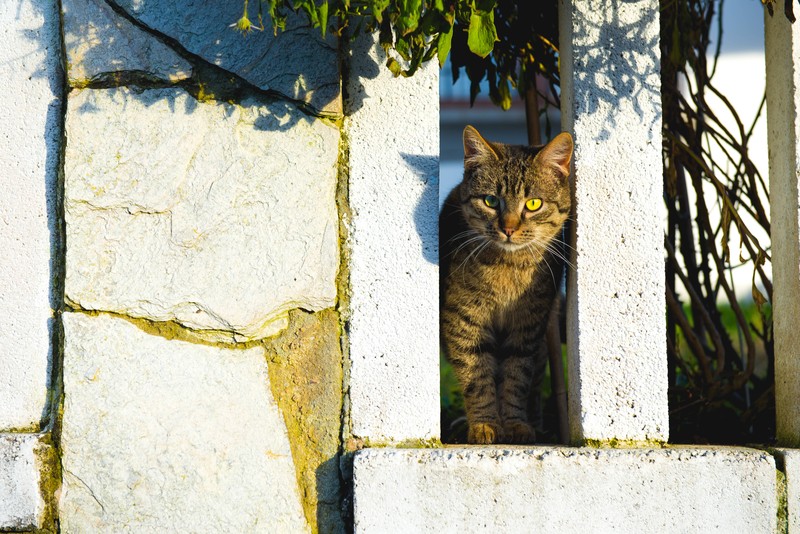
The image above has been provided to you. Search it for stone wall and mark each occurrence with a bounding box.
[4,1,800,533]
[2,0,349,531]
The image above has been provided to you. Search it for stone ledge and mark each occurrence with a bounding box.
[0,434,46,531]
[353,446,777,533]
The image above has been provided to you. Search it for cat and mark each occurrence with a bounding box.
[440,125,573,444]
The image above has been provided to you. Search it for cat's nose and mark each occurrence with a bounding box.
[503,227,516,237]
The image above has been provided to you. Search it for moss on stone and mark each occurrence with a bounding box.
[34,434,61,534]
[263,309,345,534]
[581,438,667,449]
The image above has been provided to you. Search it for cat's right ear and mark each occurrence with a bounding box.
[463,125,499,167]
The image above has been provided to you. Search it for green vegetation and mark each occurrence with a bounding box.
[238,0,791,445]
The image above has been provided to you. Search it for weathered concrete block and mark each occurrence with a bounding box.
[777,449,800,533]
[59,312,308,532]
[262,309,345,533]
[353,447,776,533]
[344,34,440,443]
[765,6,800,446]
[64,87,340,342]
[0,0,61,431]
[559,0,668,442]
[0,434,46,531]
[112,0,341,115]
[62,0,192,86]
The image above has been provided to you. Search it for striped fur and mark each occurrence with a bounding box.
[440,126,573,444]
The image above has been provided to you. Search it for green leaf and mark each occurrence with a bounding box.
[386,57,403,77]
[318,1,329,37]
[396,36,411,61]
[370,0,391,23]
[437,24,453,68]
[396,0,422,35]
[467,8,497,58]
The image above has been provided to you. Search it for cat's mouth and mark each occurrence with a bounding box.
[493,235,529,252]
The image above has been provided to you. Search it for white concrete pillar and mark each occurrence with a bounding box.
[345,34,440,443]
[0,0,62,430]
[559,0,668,443]
[765,10,800,446]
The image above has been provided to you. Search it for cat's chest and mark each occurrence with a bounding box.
[475,259,537,303]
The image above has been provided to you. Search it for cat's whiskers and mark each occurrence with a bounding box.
[522,239,557,289]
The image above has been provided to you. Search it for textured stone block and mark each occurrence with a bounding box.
[112,0,341,115]
[59,312,308,532]
[777,449,800,533]
[0,0,61,430]
[345,34,440,443]
[354,447,777,533]
[62,0,191,86]
[765,5,800,446]
[0,434,45,531]
[65,87,340,342]
[559,0,668,442]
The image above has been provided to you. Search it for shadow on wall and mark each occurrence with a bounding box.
[401,153,440,265]
[12,0,67,429]
[568,0,661,140]
[60,0,344,130]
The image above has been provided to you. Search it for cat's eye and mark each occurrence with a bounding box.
[525,198,543,211]
[484,195,500,208]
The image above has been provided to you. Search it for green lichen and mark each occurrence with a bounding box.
[580,438,667,449]
[34,434,61,534]
[263,309,345,534]
[777,467,789,534]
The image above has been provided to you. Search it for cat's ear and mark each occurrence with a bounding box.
[535,132,573,177]
[463,125,499,166]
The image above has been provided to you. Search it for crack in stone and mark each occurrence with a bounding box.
[90,0,338,119]
[64,468,106,513]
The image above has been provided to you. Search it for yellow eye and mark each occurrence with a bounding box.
[526,198,543,211]
[484,195,499,208]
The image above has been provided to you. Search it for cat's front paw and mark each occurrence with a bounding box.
[503,421,536,444]
[468,422,502,444]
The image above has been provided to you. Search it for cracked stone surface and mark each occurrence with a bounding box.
[64,87,340,342]
[112,0,341,115]
[59,312,309,532]
[0,0,61,430]
[0,434,44,531]
[62,0,191,86]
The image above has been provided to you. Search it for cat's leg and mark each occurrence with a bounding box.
[442,311,502,444]
[498,335,547,444]
[457,350,501,444]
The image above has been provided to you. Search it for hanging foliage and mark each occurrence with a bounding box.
[235,0,796,444]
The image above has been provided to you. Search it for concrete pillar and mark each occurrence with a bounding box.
[559,0,668,443]
[345,34,440,443]
[765,10,800,446]
[0,0,62,430]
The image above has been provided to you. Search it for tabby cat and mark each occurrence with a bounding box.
[440,125,573,444]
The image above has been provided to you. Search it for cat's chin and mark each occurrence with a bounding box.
[493,240,530,252]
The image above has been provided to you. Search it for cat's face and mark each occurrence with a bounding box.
[459,126,573,253]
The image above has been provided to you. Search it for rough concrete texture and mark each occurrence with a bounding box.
[64,87,340,342]
[559,0,668,442]
[0,434,45,531]
[344,34,440,443]
[776,449,799,532]
[110,0,341,115]
[59,312,309,532]
[263,309,344,533]
[62,0,191,86]
[353,447,777,533]
[0,0,61,431]
[765,8,800,446]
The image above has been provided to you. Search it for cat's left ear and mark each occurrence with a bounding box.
[535,132,573,177]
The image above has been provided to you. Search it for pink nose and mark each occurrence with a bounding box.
[503,227,516,237]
